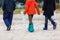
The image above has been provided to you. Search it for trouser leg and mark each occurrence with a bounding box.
[3,11,10,27]
[8,12,13,26]
[48,17,56,26]
[45,16,48,28]
[28,15,33,24]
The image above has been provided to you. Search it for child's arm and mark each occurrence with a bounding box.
[24,2,29,15]
[35,2,40,15]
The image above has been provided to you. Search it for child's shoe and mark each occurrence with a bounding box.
[28,23,34,32]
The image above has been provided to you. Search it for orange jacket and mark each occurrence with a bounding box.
[24,0,40,15]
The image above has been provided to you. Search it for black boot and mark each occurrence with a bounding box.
[43,26,48,30]
[53,23,57,30]
[7,26,11,31]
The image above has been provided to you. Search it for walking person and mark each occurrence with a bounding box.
[42,0,57,30]
[2,0,16,31]
[24,0,40,32]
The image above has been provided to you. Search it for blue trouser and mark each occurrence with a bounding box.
[3,11,13,27]
[45,16,56,28]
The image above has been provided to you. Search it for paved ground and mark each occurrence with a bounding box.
[0,12,60,40]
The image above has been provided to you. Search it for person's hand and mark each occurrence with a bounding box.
[24,13,26,15]
[42,10,44,13]
[24,11,26,15]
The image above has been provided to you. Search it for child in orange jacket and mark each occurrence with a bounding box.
[24,0,40,32]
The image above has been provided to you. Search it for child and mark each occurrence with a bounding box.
[2,0,16,31]
[24,0,40,32]
[42,0,57,30]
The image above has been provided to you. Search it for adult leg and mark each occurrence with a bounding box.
[3,11,10,27]
[3,11,11,31]
[8,12,13,26]
[43,16,48,30]
[7,12,13,31]
[49,17,56,29]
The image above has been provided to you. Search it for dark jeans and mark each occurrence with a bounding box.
[45,16,56,28]
[3,11,13,27]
